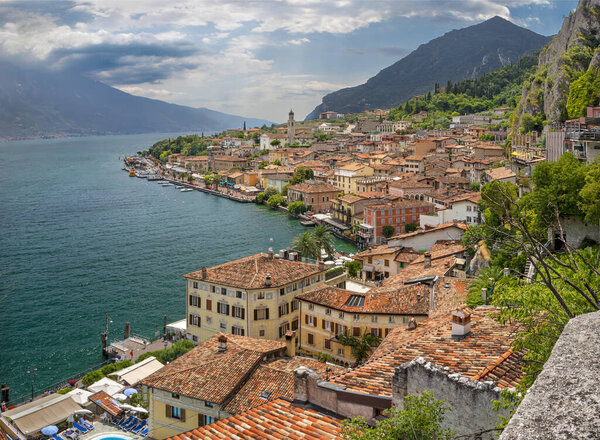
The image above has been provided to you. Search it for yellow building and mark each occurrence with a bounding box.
[331,163,374,193]
[297,284,430,365]
[184,251,345,345]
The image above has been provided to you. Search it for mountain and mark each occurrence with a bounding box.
[306,17,551,119]
[0,62,270,141]
[514,0,600,127]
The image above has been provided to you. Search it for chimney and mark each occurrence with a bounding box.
[265,274,272,287]
[268,248,274,259]
[451,308,471,339]
[285,330,297,357]
[201,267,207,280]
[407,317,417,330]
[424,252,431,268]
[218,334,228,352]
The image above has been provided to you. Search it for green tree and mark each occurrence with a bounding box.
[271,160,282,166]
[255,192,267,204]
[344,260,362,278]
[291,232,319,261]
[341,392,453,440]
[281,184,290,196]
[337,332,380,365]
[82,370,104,386]
[137,340,195,364]
[267,194,284,208]
[382,225,395,238]
[312,225,335,260]
[579,160,600,224]
[270,139,281,146]
[288,201,308,214]
[290,167,315,184]
[466,265,504,307]
[265,186,279,198]
[405,222,418,233]
[470,182,481,191]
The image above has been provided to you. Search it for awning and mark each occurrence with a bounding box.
[4,394,82,435]
[67,388,94,405]
[88,391,123,417]
[109,357,164,387]
[87,377,124,396]
[321,218,350,231]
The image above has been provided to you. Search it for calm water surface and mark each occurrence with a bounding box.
[0,134,354,402]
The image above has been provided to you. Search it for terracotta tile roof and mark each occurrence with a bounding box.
[89,390,123,417]
[328,307,521,396]
[354,244,397,258]
[390,221,468,240]
[184,253,323,289]
[298,284,430,315]
[484,167,516,181]
[169,399,342,440]
[224,357,346,414]
[409,243,466,263]
[336,194,365,204]
[370,257,456,291]
[141,333,285,403]
[366,200,434,211]
[287,180,340,194]
[338,162,370,171]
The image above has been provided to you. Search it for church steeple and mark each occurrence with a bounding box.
[287,109,295,145]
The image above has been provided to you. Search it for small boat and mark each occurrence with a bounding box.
[129,169,136,177]
[175,186,184,190]
[161,183,173,187]
[301,220,315,227]
[180,188,193,192]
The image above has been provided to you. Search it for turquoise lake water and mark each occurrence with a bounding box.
[0,133,355,403]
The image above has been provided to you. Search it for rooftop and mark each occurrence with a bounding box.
[167,399,342,440]
[184,253,323,289]
[287,180,340,194]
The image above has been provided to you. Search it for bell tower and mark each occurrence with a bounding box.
[288,109,295,145]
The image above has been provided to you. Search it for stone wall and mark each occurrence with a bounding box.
[500,311,600,440]
[392,358,511,439]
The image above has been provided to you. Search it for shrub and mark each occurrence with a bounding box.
[82,370,104,386]
[56,388,72,394]
[264,186,279,198]
[405,223,418,233]
[255,192,266,204]
[137,339,195,364]
[382,225,395,238]
[344,260,362,277]
[288,201,308,215]
[267,194,284,208]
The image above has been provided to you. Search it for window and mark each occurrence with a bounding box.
[278,302,289,317]
[307,333,314,345]
[325,308,332,315]
[384,260,389,267]
[188,314,200,327]
[324,339,331,350]
[236,290,243,299]
[352,327,361,337]
[232,306,245,319]
[259,329,265,337]
[206,299,212,311]
[339,311,345,319]
[205,401,214,408]
[371,316,378,323]
[221,287,227,296]
[232,326,245,336]
[467,216,472,222]
[308,303,314,311]
[322,320,332,331]
[189,295,200,308]
[280,288,285,296]
[306,315,316,327]
[193,282,198,289]
[217,302,230,315]
[219,322,226,331]
[210,285,216,293]
[291,299,299,312]
[338,324,346,335]
[172,393,180,399]
[291,319,299,331]
[337,348,344,356]
[199,415,216,427]
[166,405,185,421]
[353,314,360,322]
[279,322,290,338]
[254,308,269,321]
[257,291,265,300]
[389,316,395,323]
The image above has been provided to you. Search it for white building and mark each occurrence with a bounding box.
[420,195,481,228]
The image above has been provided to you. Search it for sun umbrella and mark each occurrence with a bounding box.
[41,426,59,436]
[113,393,127,401]
[74,409,93,416]
[119,404,136,411]
[123,388,137,397]
[131,406,148,414]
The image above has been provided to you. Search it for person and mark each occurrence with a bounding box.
[130,350,134,359]
[163,339,168,349]
[1,401,6,412]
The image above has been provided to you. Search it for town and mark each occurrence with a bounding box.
[2,98,599,440]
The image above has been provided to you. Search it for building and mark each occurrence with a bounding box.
[287,180,341,213]
[330,193,385,227]
[481,167,517,184]
[564,108,600,163]
[210,156,249,171]
[297,284,432,365]
[419,193,481,227]
[387,221,468,251]
[184,251,340,344]
[352,244,419,280]
[288,109,295,145]
[331,163,374,193]
[361,200,435,245]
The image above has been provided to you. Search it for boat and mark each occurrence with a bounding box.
[175,186,184,190]
[161,183,174,187]
[180,188,194,192]
[129,169,136,177]
[301,220,315,227]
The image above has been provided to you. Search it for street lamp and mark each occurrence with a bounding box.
[26,368,37,401]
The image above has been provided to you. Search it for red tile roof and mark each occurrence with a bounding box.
[184,253,323,289]
[89,390,123,417]
[168,399,342,440]
[328,307,522,396]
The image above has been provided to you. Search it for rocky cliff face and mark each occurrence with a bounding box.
[515,0,600,127]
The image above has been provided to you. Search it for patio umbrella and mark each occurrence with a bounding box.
[123,388,137,397]
[131,406,148,414]
[41,426,59,436]
[113,393,127,401]
[74,409,93,416]
[119,404,136,411]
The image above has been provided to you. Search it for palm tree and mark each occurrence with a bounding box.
[312,225,335,261]
[291,232,319,261]
[337,332,380,365]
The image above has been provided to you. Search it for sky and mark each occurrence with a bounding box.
[0,0,579,123]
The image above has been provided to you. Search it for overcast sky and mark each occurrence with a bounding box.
[0,0,578,122]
